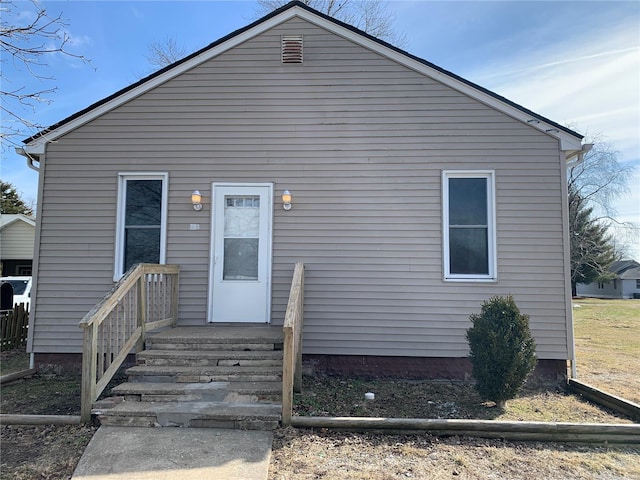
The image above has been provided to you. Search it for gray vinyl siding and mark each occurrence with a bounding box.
[31,17,570,359]
[0,221,35,259]
[576,281,621,298]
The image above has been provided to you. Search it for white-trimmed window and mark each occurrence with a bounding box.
[114,173,168,280]
[443,171,496,281]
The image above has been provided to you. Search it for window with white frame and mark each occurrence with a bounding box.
[443,171,496,281]
[114,173,168,279]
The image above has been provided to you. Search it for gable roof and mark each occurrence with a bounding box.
[610,259,640,279]
[0,214,36,230]
[21,0,583,155]
[618,266,640,280]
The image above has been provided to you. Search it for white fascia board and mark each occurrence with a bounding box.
[23,143,45,155]
[25,5,582,151]
[0,215,36,230]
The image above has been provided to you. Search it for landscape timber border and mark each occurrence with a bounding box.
[0,368,36,385]
[568,379,640,422]
[291,416,640,444]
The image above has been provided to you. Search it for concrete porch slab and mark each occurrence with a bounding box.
[72,426,273,480]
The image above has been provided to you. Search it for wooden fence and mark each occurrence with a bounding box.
[1,304,29,351]
[282,262,305,426]
[79,264,179,422]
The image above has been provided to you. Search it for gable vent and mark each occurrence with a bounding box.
[282,34,303,63]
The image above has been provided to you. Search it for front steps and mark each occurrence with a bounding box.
[92,326,284,430]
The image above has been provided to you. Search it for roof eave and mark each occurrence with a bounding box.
[0,214,36,230]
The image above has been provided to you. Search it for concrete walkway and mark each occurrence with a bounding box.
[72,426,273,480]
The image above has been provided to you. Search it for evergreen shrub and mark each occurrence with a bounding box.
[466,295,537,408]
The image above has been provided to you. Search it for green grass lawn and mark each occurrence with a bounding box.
[573,298,640,404]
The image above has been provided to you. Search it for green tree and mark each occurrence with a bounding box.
[466,296,537,409]
[1,180,33,215]
[569,185,617,296]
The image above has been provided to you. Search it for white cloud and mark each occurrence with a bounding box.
[129,5,144,19]
[466,17,640,259]
[471,23,640,164]
[65,30,92,49]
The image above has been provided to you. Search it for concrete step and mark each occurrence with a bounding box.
[146,326,284,351]
[93,401,281,430]
[125,365,282,383]
[148,342,281,352]
[111,381,282,404]
[95,327,285,431]
[137,349,283,367]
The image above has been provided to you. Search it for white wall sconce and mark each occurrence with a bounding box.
[282,190,292,211]
[191,190,203,211]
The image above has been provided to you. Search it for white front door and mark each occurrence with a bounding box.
[208,183,273,323]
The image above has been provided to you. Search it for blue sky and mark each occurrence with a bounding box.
[3,0,639,257]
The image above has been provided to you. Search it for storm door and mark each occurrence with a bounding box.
[208,183,272,323]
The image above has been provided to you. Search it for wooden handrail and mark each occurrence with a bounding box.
[79,263,179,422]
[282,262,305,426]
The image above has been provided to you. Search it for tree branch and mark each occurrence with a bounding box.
[1,0,92,147]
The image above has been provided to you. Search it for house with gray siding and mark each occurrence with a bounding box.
[577,260,640,299]
[0,214,36,276]
[18,2,590,380]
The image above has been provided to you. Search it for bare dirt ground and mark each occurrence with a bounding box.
[0,350,115,479]
[290,376,635,423]
[1,423,97,480]
[0,351,95,479]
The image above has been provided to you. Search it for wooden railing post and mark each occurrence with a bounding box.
[294,266,304,393]
[170,270,179,327]
[136,270,147,352]
[80,323,97,422]
[282,262,305,426]
[282,326,294,426]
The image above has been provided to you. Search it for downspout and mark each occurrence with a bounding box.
[16,146,44,370]
[563,143,593,379]
[16,147,41,172]
[565,143,593,167]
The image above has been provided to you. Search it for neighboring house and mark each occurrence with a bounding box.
[577,260,640,299]
[0,214,36,276]
[18,2,590,380]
